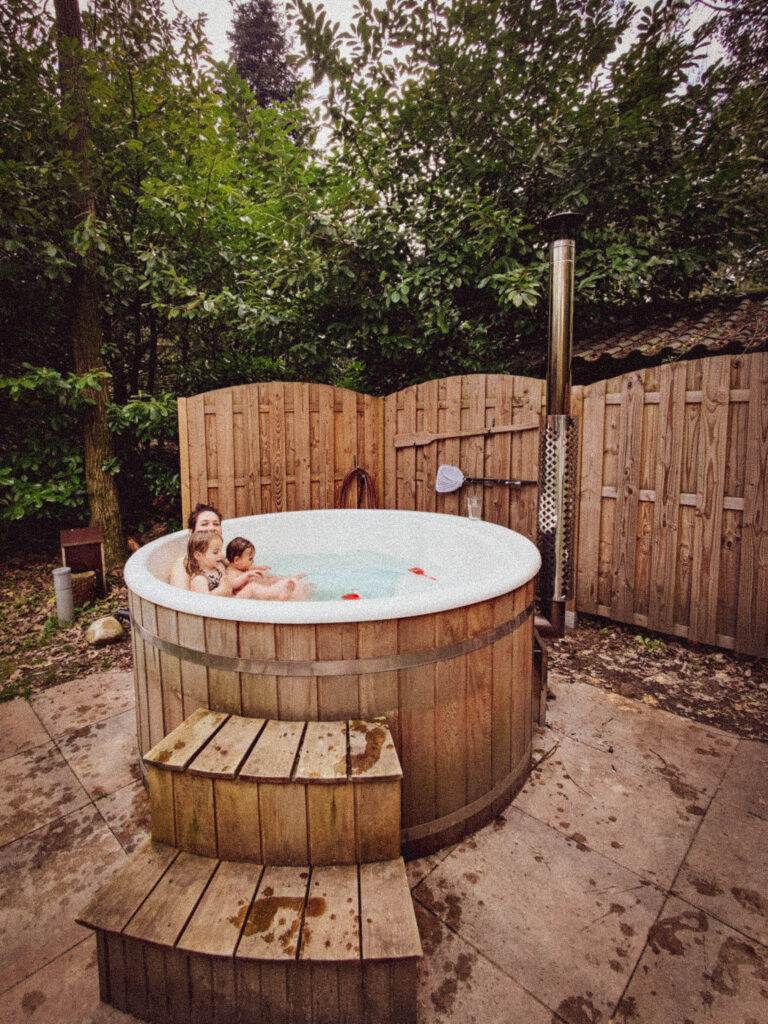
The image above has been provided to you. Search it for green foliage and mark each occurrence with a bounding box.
[1,0,766,536]
[0,366,95,523]
[635,633,666,654]
[109,392,177,444]
[0,678,32,704]
[287,0,768,388]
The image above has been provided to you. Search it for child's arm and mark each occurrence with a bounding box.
[226,568,250,594]
[189,575,209,594]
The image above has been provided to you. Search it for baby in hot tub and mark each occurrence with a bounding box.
[224,536,312,601]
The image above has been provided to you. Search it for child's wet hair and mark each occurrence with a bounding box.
[226,537,255,563]
[187,502,222,531]
[185,530,220,577]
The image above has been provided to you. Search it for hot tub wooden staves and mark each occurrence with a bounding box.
[128,577,535,857]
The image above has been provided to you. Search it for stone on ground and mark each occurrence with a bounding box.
[85,616,124,646]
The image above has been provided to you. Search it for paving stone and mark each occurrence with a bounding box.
[515,731,707,887]
[96,780,150,854]
[406,843,457,890]
[547,679,737,797]
[0,936,131,1022]
[674,785,768,947]
[415,806,665,1024]
[58,709,141,798]
[0,804,126,992]
[0,743,90,846]
[0,699,49,763]
[414,902,552,1024]
[31,671,134,740]
[612,896,768,1024]
[716,738,768,822]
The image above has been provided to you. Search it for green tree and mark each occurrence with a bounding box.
[229,0,298,106]
[288,0,768,388]
[712,0,768,85]
[0,0,354,536]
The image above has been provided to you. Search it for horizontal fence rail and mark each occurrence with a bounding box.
[177,355,767,656]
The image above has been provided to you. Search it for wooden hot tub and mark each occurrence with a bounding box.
[124,509,540,857]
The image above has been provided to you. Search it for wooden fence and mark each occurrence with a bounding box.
[574,352,768,656]
[178,382,382,519]
[177,354,767,655]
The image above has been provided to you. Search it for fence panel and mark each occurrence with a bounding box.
[575,353,767,654]
[178,382,383,522]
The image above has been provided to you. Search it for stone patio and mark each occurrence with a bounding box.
[0,670,765,1024]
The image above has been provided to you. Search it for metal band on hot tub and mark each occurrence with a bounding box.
[132,602,534,677]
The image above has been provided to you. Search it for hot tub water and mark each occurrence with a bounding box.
[265,550,438,601]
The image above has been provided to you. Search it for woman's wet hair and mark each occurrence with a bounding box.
[187,502,222,531]
[226,537,254,563]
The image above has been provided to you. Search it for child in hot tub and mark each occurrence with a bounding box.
[224,536,312,601]
[186,531,297,600]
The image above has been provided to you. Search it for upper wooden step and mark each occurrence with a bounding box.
[78,840,421,1024]
[143,709,402,864]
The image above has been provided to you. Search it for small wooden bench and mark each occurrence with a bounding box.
[144,709,402,865]
[78,840,422,1024]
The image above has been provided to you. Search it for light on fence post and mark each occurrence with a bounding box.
[538,211,583,637]
[53,566,75,626]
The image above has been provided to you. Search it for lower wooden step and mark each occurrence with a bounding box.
[78,840,421,1024]
[143,710,402,865]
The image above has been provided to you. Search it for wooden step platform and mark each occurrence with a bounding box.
[78,840,422,1024]
[143,709,402,865]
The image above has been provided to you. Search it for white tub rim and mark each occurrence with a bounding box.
[124,509,541,624]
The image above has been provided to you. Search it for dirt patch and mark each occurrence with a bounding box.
[0,554,131,701]
[731,887,767,916]
[548,615,768,740]
[415,904,444,957]
[430,950,476,1015]
[685,870,723,897]
[417,882,464,932]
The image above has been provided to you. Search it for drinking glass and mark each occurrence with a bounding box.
[466,496,482,520]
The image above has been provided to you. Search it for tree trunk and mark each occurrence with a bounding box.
[54,0,124,569]
[146,306,159,393]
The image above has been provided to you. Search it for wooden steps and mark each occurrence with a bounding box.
[144,709,402,865]
[78,840,422,1024]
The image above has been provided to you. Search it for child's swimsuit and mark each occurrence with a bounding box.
[200,566,224,592]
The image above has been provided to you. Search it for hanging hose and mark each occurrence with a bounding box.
[337,466,378,508]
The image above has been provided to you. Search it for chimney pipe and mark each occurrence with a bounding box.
[538,211,582,636]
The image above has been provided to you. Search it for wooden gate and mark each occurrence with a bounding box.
[178,382,383,521]
[382,374,544,539]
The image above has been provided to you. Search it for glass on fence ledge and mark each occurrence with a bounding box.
[466,496,482,520]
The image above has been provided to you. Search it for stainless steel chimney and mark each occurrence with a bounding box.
[538,212,582,636]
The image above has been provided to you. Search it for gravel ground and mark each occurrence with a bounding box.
[548,614,768,741]
[0,555,131,701]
